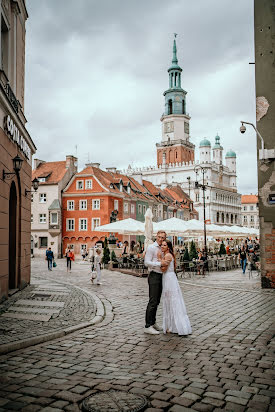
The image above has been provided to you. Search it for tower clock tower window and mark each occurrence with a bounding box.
[168,99,172,115]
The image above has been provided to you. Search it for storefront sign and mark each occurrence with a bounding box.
[4,114,31,159]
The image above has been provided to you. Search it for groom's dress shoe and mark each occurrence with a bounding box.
[144,326,160,335]
[153,323,162,331]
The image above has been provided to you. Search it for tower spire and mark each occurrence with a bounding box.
[172,33,178,65]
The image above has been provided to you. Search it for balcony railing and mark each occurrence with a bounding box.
[5,82,19,113]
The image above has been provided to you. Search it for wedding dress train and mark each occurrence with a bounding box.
[162,259,192,336]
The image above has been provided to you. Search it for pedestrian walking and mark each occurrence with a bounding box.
[95,248,102,285]
[66,249,74,272]
[46,247,54,271]
[239,246,247,274]
[81,248,86,261]
[144,230,167,335]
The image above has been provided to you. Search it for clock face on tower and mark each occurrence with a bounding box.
[164,121,174,133]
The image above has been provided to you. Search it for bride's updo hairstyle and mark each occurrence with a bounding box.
[164,240,176,271]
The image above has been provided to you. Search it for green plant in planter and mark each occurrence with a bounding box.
[111,250,117,262]
[219,241,226,256]
[189,240,198,260]
[183,248,190,261]
[102,237,110,264]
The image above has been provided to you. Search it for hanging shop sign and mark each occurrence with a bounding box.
[4,114,31,159]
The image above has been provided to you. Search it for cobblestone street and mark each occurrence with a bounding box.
[0,258,274,411]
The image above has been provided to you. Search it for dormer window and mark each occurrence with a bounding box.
[127,186,131,194]
[120,183,123,192]
[110,183,114,189]
[38,177,46,182]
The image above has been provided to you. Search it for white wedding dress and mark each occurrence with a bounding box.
[162,259,192,336]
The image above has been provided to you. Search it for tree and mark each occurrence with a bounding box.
[219,241,226,256]
[183,248,190,261]
[102,237,110,264]
[111,250,117,262]
[189,240,198,260]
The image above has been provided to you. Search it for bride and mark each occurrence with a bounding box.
[158,240,192,336]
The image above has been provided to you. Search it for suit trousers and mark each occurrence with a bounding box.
[145,271,162,328]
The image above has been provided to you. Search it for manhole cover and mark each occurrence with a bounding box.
[82,389,147,412]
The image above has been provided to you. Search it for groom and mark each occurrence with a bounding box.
[144,231,167,335]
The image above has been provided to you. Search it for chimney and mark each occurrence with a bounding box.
[85,162,100,169]
[133,172,143,185]
[33,159,45,169]
[66,155,78,173]
[106,167,117,173]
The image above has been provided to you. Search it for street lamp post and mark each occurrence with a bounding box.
[194,165,207,257]
[187,176,191,197]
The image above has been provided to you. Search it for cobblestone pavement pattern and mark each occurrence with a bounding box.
[0,258,274,412]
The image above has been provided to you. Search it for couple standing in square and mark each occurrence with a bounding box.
[144,231,192,336]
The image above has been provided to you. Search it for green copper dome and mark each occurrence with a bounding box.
[213,134,222,149]
[199,138,211,147]
[225,149,236,158]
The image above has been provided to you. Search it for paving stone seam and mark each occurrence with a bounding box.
[0,279,108,356]
[180,281,274,294]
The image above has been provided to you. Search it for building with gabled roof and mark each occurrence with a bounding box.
[241,194,259,229]
[31,156,77,258]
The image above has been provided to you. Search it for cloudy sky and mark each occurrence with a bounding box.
[25,0,257,194]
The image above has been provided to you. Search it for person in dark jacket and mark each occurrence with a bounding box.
[46,247,54,271]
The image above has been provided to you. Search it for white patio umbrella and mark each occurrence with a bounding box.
[153,217,190,235]
[94,218,145,235]
[144,208,153,253]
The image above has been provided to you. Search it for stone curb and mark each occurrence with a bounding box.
[180,280,274,294]
[0,280,106,356]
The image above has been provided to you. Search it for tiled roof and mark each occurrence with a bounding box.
[241,195,258,204]
[32,161,67,184]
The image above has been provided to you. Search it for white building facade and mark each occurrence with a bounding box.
[125,38,241,225]
[241,195,259,229]
[31,156,77,258]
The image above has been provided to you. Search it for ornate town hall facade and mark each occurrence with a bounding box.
[125,37,241,225]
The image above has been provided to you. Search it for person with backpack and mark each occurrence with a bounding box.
[46,247,54,271]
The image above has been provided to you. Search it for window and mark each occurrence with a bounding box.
[66,219,75,231]
[250,205,254,211]
[39,214,46,223]
[31,194,34,203]
[196,194,200,202]
[85,180,92,189]
[79,200,87,210]
[39,237,48,248]
[31,214,33,223]
[124,202,129,213]
[250,215,254,223]
[138,204,142,214]
[67,200,74,210]
[76,180,84,190]
[92,199,100,210]
[79,218,87,231]
[243,206,247,211]
[81,244,87,251]
[114,199,119,211]
[38,177,46,182]
[244,216,247,223]
[164,211,167,219]
[217,212,219,223]
[127,186,131,194]
[143,205,146,215]
[92,218,100,230]
[120,183,123,192]
[39,193,47,203]
[50,212,58,224]
[131,204,135,214]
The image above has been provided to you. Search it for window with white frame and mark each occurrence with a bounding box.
[243,215,247,223]
[81,244,87,251]
[138,204,142,214]
[124,202,129,213]
[243,206,247,211]
[79,218,87,231]
[31,214,33,223]
[79,200,87,210]
[31,193,34,203]
[114,199,119,211]
[250,215,254,223]
[196,193,200,202]
[85,180,92,189]
[250,205,254,211]
[67,200,74,210]
[66,219,75,231]
[92,199,100,210]
[50,212,58,224]
[131,204,135,214]
[92,218,100,230]
[39,214,46,223]
[142,205,146,215]
[76,180,84,190]
[127,186,131,194]
[39,193,47,203]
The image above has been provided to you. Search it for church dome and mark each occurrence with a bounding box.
[225,149,236,158]
[199,138,211,147]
